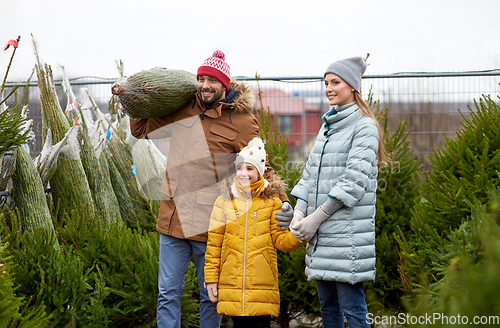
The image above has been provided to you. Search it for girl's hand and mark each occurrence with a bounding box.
[275,202,293,230]
[205,283,219,303]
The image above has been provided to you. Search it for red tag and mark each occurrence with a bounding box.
[74,117,80,126]
[70,101,78,111]
[4,39,19,51]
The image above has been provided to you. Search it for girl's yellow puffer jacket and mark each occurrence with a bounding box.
[204,175,304,317]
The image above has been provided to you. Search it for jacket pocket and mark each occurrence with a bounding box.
[219,251,238,287]
[249,252,277,288]
[210,125,238,141]
[196,189,219,206]
[262,251,279,281]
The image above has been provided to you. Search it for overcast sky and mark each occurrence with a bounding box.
[2,0,499,83]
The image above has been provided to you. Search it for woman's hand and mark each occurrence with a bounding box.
[291,207,329,241]
[290,209,306,230]
[290,209,306,242]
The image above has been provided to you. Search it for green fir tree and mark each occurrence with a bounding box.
[395,92,500,305]
[401,187,500,327]
[365,98,422,313]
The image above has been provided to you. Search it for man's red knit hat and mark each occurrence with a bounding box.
[197,50,231,90]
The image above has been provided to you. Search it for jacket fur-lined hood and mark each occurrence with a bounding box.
[221,171,286,201]
[228,79,255,114]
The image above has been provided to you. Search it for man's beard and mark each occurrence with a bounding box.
[199,88,224,107]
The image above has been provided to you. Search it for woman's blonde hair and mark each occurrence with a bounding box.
[353,92,387,167]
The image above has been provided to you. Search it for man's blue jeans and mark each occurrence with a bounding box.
[315,280,370,328]
[157,233,222,328]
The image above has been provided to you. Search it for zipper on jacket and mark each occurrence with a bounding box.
[313,136,330,250]
[253,212,257,235]
[242,198,250,315]
[315,138,330,208]
[235,212,240,235]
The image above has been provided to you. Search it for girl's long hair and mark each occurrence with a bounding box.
[354,92,387,167]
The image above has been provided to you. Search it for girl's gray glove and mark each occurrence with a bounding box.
[275,202,293,230]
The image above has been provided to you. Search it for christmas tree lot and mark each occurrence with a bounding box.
[0,37,199,327]
[1,36,499,327]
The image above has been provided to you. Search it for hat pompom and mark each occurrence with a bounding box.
[247,137,265,149]
[212,50,225,60]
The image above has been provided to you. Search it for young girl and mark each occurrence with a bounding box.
[290,57,385,328]
[204,137,304,328]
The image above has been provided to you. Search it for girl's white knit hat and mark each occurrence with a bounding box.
[235,137,267,177]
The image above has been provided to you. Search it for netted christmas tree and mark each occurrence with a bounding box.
[11,144,55,234]
[61,71,123,227]
[111,68,197,119]
[33,37,96,220]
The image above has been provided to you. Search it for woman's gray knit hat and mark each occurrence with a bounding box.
[324,57,366,94]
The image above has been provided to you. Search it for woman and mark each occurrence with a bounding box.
[290,56,385,328]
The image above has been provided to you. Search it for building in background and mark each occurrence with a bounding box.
[253,88,322,157]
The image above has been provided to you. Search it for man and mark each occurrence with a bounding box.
[129,50,293,328]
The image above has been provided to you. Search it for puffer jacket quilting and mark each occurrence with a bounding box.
[291,104,379,284]
[205,177,304,316]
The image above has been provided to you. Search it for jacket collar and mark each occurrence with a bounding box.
[195,87,236,119]
[322,103,361,135]
[323,103,357,125]
[193,80,256,120]
[231,178,269,199]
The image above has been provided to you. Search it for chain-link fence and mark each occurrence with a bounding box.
[239,71,500,169]
[3,70,500,170]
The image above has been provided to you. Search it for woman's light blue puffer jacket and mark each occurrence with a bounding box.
[291,103,379,284]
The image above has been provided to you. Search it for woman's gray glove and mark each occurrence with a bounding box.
[290,197,343,242]
[290,207,329,242]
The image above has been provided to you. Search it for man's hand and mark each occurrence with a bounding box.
[204,283,218,303]
[290,207,330,242]
[275,202,293,230]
